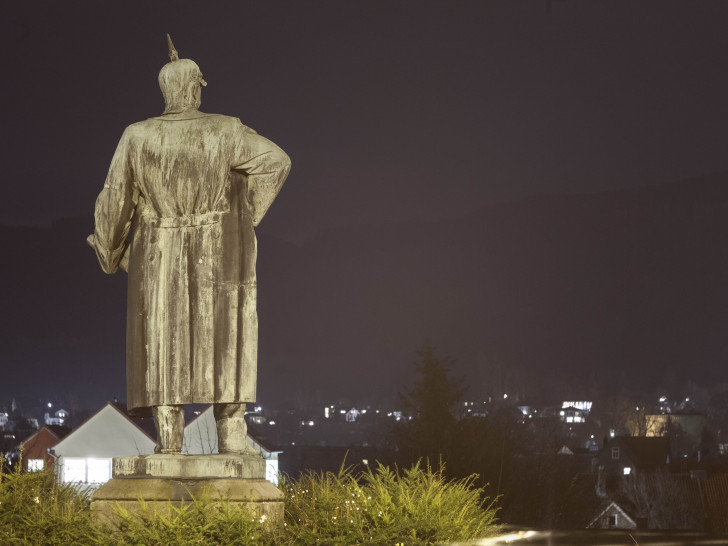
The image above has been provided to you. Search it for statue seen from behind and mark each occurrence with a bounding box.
[89,36,291,455]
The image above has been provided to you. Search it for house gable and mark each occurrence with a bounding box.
[600,436,670,476]
[53,403,155,458]
[183,405,281,485]
[183,405,276,456]
[22,427,60,459]
[588,501,637,529]
[20,426,70,472]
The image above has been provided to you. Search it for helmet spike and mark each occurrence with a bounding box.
[167,34,179,62]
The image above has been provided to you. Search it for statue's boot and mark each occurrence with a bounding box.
[214,403,256,455]
[152,404,184,454]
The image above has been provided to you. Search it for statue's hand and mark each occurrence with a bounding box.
[86,233,129,273]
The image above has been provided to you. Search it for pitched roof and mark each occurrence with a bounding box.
[21,425,69,446]
[45,424,72,440]
[52,402,155,457]
[588,500,637,529]
[108,401,157,439]
[617,436,670,467]
[182,405,279,455]
[704,473,728,533]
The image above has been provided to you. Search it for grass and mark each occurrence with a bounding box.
[0,455,499,545]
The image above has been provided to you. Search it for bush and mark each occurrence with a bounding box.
[0,455,499,545]
[98,497,278,545]
[280,460,500,545]
[0,455,101,545]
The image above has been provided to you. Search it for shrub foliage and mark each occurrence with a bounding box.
[0,455,499,545]
[0,457,101,545]
[282,460,500,544]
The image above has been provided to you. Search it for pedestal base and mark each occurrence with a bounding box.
[91,454,283,527]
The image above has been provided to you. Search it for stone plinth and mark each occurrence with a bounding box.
[91,454,283,527]
[113,453,265,479]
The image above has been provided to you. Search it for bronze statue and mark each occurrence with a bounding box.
[89,36,291,455]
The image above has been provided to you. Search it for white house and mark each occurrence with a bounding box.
[52,402,155,490]
[588,500,637,530]
[183,405,282,484]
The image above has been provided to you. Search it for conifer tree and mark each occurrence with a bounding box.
[398,345,466,465]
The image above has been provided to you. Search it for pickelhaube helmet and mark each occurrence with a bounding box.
[158,34,207,114]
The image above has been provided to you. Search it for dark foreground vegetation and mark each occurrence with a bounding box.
[0,457,499,545]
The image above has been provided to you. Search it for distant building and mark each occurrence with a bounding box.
[182,405,282,485]
[599,436,670,478]
[644,413,707,453]
[703,473,728,534]
[588,501,637,530]
[44,409,69,426]
[51,402,155,491]
[560,401,592,424]
[20,425,71,473]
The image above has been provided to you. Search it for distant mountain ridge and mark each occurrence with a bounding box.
[3,172,728,407]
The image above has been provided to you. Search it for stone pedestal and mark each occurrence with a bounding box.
[91,454,283,526]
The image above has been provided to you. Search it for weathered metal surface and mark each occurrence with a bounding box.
[90,45,290,418]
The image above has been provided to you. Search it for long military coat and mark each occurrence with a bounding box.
[92,111,290,417]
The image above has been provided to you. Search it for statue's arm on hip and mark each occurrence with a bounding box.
[232,122,291,227]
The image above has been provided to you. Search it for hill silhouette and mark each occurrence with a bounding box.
[3,173,728,408]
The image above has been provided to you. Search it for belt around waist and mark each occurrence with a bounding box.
[140,211,223,228]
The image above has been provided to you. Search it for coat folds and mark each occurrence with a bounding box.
[92,112,290,417]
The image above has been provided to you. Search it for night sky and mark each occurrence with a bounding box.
[3,1,728,410]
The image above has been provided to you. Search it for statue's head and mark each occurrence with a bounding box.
[158,35,207,114]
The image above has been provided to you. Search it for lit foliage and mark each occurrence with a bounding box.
[0,454,499,545]
[280,460,500,544]
[102,496,268,545]
[0,454,101,545]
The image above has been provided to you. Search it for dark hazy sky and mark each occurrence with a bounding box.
[4,2,728,410]
[3,1,728,242]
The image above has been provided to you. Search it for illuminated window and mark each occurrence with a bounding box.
[611,447,620,460]
[87,458,111,483]
[62,457,112,484]
[27,458,44,472]
[63,458,86,483]
[623,467,631,475]
[265,460,279,485]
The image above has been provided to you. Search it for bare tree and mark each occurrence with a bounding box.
[619,472,705,530]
